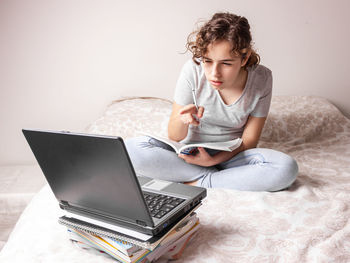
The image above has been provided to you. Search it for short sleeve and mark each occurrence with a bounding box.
[173,60,197,106]
[250,70,273,117]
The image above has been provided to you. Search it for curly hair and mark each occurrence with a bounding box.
[186,12,260,68]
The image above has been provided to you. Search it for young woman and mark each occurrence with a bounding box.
[125,12,298,191]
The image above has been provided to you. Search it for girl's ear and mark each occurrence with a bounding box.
[241,49,252,67]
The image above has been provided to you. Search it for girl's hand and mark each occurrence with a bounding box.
[179,104,204,126]
[178,147,214,167]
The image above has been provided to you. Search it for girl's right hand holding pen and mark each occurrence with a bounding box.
[179,104,204,126]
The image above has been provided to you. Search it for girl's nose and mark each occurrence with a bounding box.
[211,63,221,78]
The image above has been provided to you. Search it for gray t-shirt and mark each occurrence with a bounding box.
[173,59,272,144]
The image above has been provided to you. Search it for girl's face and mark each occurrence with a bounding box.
[202,40,248,91]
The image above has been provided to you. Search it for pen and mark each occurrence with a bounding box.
[191,88,201,128]
[192,87,199,110]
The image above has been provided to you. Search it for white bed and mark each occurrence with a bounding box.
[1,96,350,262]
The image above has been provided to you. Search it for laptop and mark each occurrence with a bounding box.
[22,129,206,236]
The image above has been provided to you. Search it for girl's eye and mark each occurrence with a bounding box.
[223,63,232,66]
[204,60,212,64]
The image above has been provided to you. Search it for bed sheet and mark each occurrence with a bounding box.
[1,96,350,262]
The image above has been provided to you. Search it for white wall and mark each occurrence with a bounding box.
[1,0,349,165]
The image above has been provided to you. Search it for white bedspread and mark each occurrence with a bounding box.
[1,96,350,262]
[0,165,46,251]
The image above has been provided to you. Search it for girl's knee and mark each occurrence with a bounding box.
[125,136,149,150]
[273,156,299,191]
[124,136,151,165]
[125,136,173,151]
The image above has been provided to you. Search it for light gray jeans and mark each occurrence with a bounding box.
[125,136,298,192]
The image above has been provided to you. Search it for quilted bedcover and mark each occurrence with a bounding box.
[1,96,350,262]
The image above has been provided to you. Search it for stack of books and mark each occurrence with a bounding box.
[59,209,200,262]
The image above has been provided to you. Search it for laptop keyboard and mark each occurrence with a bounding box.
[143,192,185,219]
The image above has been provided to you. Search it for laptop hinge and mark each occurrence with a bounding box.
[59,200,69,209]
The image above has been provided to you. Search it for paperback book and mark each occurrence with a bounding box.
[141,132,242,155]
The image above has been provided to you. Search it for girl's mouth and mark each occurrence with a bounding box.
[210,80,223,87]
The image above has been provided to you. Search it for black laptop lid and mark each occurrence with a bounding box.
[22,129,153,227]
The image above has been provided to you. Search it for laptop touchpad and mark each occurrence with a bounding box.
[142,179,172,191]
